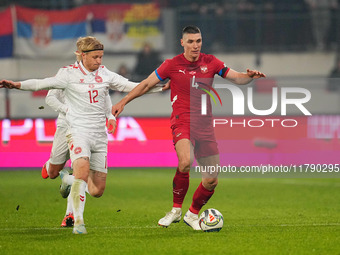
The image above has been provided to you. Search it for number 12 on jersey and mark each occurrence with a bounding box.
[88,90,98,103]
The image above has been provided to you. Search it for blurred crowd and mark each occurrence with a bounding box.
[1,0,339,52]
[174,0,339,52]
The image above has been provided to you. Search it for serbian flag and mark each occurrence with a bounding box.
[90,3,163,52]
[14,6,89,58]
[0,7,14,58]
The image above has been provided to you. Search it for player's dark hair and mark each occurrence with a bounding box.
[182,25,201,36]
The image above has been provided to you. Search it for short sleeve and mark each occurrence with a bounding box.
[105,68,139,92]
[213,56,230,78]
[155,59,171,81]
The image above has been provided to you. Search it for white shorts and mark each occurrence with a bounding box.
[66,131,108,173]
[49,126,70,165]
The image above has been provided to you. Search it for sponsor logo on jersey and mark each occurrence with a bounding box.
[80,79,84,83]
[200,65,208,73]
[189,71,196,75]
[179,69,185,74]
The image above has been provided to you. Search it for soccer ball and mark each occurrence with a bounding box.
[199,208,224,232]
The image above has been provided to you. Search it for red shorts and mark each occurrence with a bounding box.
[171,122,219,159]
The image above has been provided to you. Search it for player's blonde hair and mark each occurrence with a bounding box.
[74,36,104,61]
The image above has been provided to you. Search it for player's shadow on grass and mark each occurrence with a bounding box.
[12,228,71,239]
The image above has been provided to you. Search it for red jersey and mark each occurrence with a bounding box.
[156,53,229,126]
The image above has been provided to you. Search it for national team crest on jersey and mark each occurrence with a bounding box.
[95,75,103,83]
[74,147,82,154]
[200,65,208,73]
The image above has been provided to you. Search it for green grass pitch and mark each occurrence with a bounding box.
[0,168,339,255]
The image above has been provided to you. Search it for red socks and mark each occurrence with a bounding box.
[172,169,215,214]
[172,168,189,208]
[189,182,214,215]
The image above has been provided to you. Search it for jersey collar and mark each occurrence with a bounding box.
[181,53,201,64]
[78,61,89,75]
[78,61,99,77]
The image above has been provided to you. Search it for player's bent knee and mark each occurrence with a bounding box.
[88,184,105,198]
[89,189,104,198]
[203,178,218,191]
[178,159,191,172]
[93,193,103,198]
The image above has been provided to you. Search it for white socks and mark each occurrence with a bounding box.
[64,175,90,216]
[70,179,87,226]
[63,174,75,186]
[65,195,73,215]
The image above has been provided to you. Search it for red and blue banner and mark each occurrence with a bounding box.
[90,3,163,52]
[0,7,13,58]
[0,4,164,58]
[14,6,89,58]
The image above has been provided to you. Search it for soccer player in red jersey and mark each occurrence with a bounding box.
[112,25,266,230]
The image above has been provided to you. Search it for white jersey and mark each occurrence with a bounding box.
[45,63,116,128]
[21,61,160,133]
[46,89,68,127]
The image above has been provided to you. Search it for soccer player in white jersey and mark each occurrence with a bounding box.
[0,36,165,234]
[45,88,75,227]
[45,61,116,227]
[42,61,117,181]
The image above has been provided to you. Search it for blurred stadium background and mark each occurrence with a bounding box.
[1,3,338,254]
[1,0,340,169]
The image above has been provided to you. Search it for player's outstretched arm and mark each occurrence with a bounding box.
[0,80,21,89]
[2,77,66,91]
[225,68,266,85]
[118,77,169,94]
[112,71,161,117]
